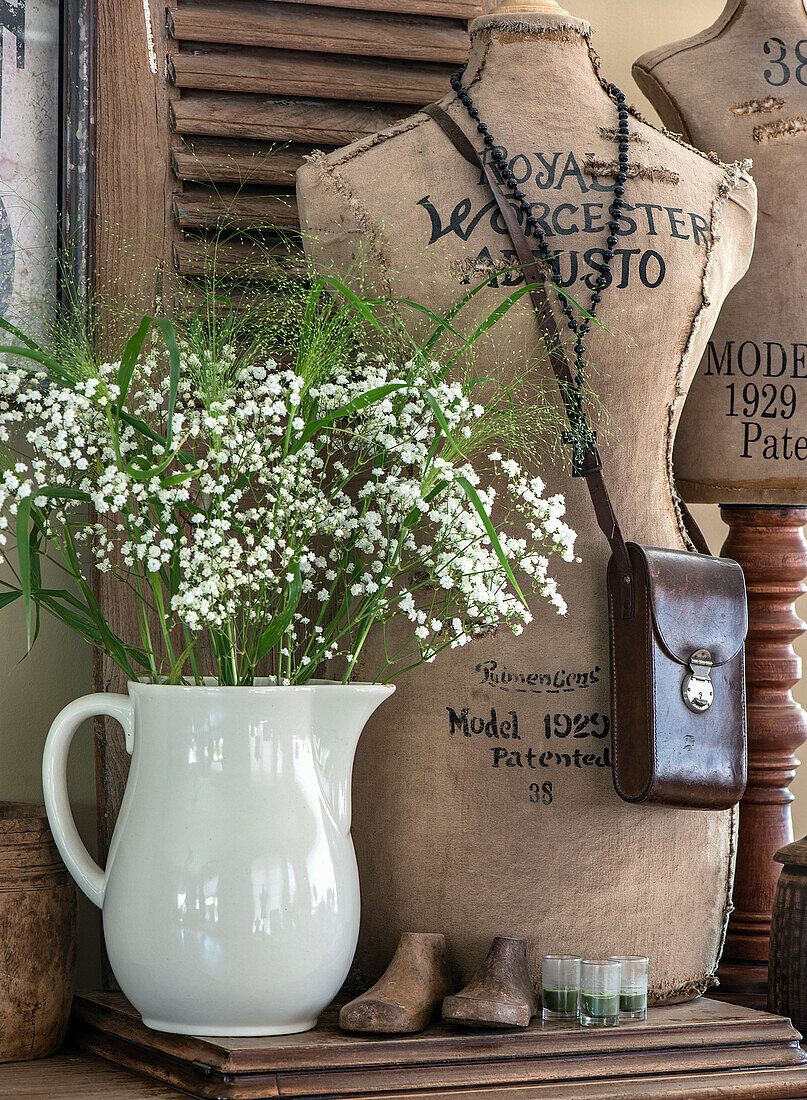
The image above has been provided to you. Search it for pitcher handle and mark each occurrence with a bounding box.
[43,693,134,908]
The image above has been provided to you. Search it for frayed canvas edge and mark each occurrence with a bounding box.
[586,40,649,127]
[733,96,786,116]
[600,44,749,177]
[649,972,718,1007]
[589,35,745,196]
[754,116,807,143]
[296,37,491,309]
[301,111,438,294]
[302,149,395,298]
[585,158,680,184]
[470,14,592,41]
[452,255,511,282]
[316,14,741,191]
[663,160,748,989]
[714,800,740,984]
[599,126,647,144]
[667,158,752,548]
[305,19,735,199]
[308,113,425,173]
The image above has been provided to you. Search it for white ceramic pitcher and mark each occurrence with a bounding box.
[42,681,393,1036]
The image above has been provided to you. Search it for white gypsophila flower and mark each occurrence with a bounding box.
[0,323,577,685]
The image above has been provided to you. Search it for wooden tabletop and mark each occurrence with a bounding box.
[65,994,807,1099]
[2,996,805,1098]
[6,1050,807,1099]
[0,1051,185,1097]
[5,1047,807,1098]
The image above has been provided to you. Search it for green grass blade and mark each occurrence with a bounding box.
[255,563,303,662]
[456,474,527,607]
[159,466,204,487]
[291,382,407,451]
[145,317,182,448]
[115,317,152,426]
[0,317,46,353]
[297,280,325,372]
[421,390,466,460]
[15,497,35,648]
[0,344,77,385]
[319,275,388,334]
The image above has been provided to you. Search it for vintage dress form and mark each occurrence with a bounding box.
[297,12,757,1002]
[635,0,807,502]
[634,0,807,1007]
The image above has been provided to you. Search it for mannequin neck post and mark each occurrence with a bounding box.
[468,9,596,95]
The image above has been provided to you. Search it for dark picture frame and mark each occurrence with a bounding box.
[58,0,94,314]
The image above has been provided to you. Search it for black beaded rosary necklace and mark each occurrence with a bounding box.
[450,66,631,476]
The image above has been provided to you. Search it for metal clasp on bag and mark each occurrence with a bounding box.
[682,649,714,714]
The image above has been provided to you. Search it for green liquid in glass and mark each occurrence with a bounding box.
[620,992,647,1013]
[543,989,579,1014]
[581,993,620,1019]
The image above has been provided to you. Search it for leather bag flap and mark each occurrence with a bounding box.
[630,544,747,668]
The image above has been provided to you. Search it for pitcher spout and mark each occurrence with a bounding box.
[311,684,395,836]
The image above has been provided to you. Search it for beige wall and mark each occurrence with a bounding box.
[0,0,100,986]
[1,0,804,994]
[0,559,98,985]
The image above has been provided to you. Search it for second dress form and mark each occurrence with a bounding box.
[635,0,807,501]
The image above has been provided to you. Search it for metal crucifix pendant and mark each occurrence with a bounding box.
[562,425,598,478]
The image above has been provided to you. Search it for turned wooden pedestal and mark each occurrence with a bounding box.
[713,506,807,1010]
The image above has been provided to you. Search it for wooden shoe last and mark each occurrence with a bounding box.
[339,932,452,1034]
[442,936,538,1029]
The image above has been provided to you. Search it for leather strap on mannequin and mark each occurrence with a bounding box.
[423,103,635,617]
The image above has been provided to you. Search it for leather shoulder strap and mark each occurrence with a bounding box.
[423,102,634,615]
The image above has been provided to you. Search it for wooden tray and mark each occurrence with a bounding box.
[69,993,807,1099]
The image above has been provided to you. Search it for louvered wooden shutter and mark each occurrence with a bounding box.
[166,0,493,284]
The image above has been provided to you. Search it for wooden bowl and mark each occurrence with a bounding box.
[0,803,77,1061]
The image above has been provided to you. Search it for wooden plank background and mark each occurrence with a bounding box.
[167,3,472,62]
[164,0,495,278]
[168,48,457,102]
[169,93,407,142]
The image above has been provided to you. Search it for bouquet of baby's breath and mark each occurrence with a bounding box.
[0,276,577,685]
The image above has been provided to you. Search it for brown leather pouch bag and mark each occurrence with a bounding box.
[608,545,747,809]
[424,103,749,811]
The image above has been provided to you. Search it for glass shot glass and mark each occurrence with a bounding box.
[610,956,648,1021]
[541,955,581,1021]
[580,960,621,1027]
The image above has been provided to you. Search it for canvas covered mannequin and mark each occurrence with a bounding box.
[297,4,757,1003]
[635,0,807,1007]
[635,0,807,501]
